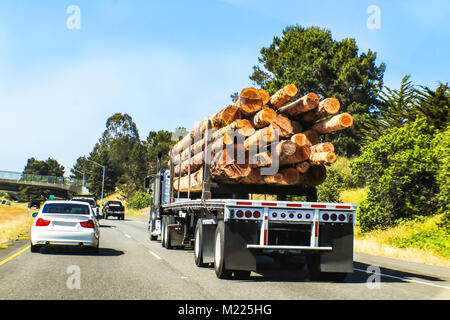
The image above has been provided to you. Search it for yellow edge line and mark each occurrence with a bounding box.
[0,245,30,267]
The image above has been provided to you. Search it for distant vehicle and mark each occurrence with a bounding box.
[72,196,100,219]
[28,199,41,209]
[30,200,100,253]
[1,200,6,205]
[103,201,125,220]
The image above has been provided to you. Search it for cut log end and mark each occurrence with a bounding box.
[258,89,270,105]
[322,98,340,114]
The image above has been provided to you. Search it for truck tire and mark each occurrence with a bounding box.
[149,218,158,241]
[163,221,172,249]
[161,218,166,247]
[194,219,207,267]
[214,221,232,279]
[306,254,348,282]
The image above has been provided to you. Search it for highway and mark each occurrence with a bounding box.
[0,216,449,300]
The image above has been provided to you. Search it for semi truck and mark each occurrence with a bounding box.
[146,150,356,281]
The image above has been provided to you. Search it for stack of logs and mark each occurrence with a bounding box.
[170,84,354,192]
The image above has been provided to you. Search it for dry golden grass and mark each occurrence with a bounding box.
[0,204,33,248]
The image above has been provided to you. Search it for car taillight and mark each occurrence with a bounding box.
[36,218,51,227]
[80,220,95,228]
[236,210,244,218]
[253,211,261,218]
[245,210,252,218]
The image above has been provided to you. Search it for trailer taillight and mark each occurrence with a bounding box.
[245,210,252,218]
[253,211,261,218]
[331,214,337,221]
[236,210,244,218]
[338,214,346,221]
[322,213,329,221]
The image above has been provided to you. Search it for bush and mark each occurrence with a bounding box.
[317,168,344,203]
[351,118,442,232]
[127,191,152,210]
[433,127,450,232]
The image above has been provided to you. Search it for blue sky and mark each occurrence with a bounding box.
[0,0,449,173]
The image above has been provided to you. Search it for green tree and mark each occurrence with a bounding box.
[250,25,385,156]
[18,158,67,201]
[351,118,441,232]
[146,130,175,175]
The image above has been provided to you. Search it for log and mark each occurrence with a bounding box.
[276,92,319,117]
[263,172,284,184]
[235,87,263,117]
[252,106,277,129]
[290,129,320,147]
[299,98,340,123]
[250,140,297,167]
[310,142,334,154]
[268,84,298,109]
[172,133,193,155]
[173,168,203,192]
[312,113,354,134]
[258,89,270,105]
[240,167,263,184]
[302,164,327,186]
[210,105,241,129]
[244,126,276,151]
[295,161,310,174]
[310,151,337,165]
[174,152,204,176]
[279,167,300,185]
[279,145,311,166]
[269,114,296,138]
[210,119,255,141]
[210,149,252,183]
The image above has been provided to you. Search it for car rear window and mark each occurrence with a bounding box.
[108,201,122,206]
[73,199,96,207]
[42,203,91,215]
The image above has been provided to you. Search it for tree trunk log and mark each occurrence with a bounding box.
[244,126,276,151]
[240,167,263,184]
[299,98,340,123]
[296,161,310,174]
[279,145,311,166]
[310,142,334,154]
[258,89,270,105]
[236,87,263,117]
[276,92,319,117]
[269,114,296,138]
[211,105,241,129]
[268,84,298,110]
[252,106,277,129]
[302,164,327,186]
[173,168,203,192]
[310,151,337,165]
[312,113,353,134]
[290,129,320,147]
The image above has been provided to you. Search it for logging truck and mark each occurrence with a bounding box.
[146,85,356,280]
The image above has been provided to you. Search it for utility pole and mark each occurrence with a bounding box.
[85,158,106,206]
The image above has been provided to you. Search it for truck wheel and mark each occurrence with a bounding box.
[161,218,166,247]
[194,220,207,267]
[164,222,172,249]
[306,255,348,282]
[214,221,232,279]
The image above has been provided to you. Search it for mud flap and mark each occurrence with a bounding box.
[319,224,353,273]
[224,220,259,271]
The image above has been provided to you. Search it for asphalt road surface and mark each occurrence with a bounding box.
[0,216,449,300]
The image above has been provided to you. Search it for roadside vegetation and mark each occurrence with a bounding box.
[0,204,32,248]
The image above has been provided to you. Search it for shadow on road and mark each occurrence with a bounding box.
[38,246,124,257]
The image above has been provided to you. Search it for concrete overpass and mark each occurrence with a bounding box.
[0,170,89,194]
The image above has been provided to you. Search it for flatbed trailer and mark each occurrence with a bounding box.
[146,153,356,281]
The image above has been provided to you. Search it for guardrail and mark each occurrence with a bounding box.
[0,170,84,187]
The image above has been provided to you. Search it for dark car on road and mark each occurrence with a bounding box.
[102,201,125,220]
[28,199,41,209]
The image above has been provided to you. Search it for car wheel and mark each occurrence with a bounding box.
[164,222,172,249]
[30,244,41,253]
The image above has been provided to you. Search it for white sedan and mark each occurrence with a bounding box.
[30,200,100,253]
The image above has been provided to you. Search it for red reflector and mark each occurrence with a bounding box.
[281,213,286,218]
[339,214,346,221]
[264,229,268,245]
[286,203,302,208]
[289,213,294,218]
[336,205,351,209]
[80,220,95,228]
[315,221,319,237]
[297,214,302,219]
[36,218,51,227]
[272,212,277,218]
[322,213,329,221]
[245,210,252,218]
[305,214,311,219]
[331,214,337,221]
[262,202,277,206]
[236,201,252,206]
[253,211,261,218]
[236,210,244,218]
[311,204,327,208]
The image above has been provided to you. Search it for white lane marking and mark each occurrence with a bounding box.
[354,267,450,290]
[149,250,163,260]
[124,234,132,239]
